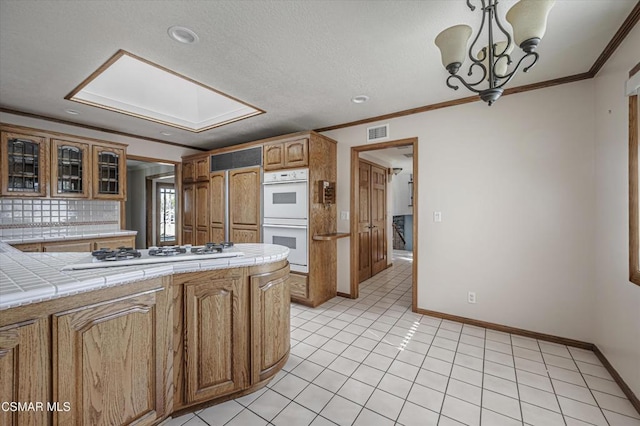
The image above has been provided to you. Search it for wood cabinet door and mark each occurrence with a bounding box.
[42,240,92,252]
[251,264,290,383]
[182,160,195,183]
[210,172,226,242]
[92,236,135,251]
[0,319,50,426]
[283,138,308,168]
[183,270,248,403]
[263,143,284,171]
[194,157,209,181]
[53,287,171,426]
[229,167,260,242]
[11,243,42,252]
[92,145,126,200]
[195,181,210,244]
[183,183,195,244]
[51,139,90,198]
[1,131,47,197]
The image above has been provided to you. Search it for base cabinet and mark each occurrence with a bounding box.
[183,270,248,404]
[0,319,50,426]
[52,282,171,426]
[251,265,290,383]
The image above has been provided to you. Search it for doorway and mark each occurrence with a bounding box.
[350,137,418,311]
[125,155,180,249]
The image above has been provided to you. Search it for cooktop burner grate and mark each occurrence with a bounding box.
[191,242,234,255]
[148,246,188,256]
[91,247,142,261]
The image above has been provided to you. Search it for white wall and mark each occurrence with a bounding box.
[0,112,201,161]
[391,171,413,217]
[324,78,597,342]
[592,24,640,396]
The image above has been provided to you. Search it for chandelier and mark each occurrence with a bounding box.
[435,0,555,106]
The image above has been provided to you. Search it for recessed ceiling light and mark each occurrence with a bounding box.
[351,95,369,104]
[168,26,199,44]
[65,109,80,115]
[160,131,172,136]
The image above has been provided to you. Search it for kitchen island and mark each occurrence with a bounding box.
[0,242,291,426]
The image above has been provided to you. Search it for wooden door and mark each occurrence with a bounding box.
[251,264,290,383]
[194,157,209,181]
[210,172,226,242]
[195,181,210,245]
[358,161,372,282]
[1,131,47,197]
[182,160,195,183]
[0,319,50,426]
[92,145,126,200]
[182,183,194,245]
[283,139,308,168]
[229,166,260,243]
[53,286,171,426]
[183,270,248,403]
[51,139,90,198]
[370,165,387,275]
[42,240,92,252]
[263,142,284,171]
[358,160,387,282]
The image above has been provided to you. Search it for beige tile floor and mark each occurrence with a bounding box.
[164,250,640,426]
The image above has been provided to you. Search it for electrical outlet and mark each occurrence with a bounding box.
[467,292,476,304]
[340,211,349,221]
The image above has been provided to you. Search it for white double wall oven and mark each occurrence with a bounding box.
[262,169,309,273]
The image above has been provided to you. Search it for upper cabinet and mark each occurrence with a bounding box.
[51,139,90,198]
[1,131,47,197]
[92,145,126,200]
[263,138,308,171]
[183,156,209,183]
[1,124,127,200]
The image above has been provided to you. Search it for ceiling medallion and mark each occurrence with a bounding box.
[435,0,555,105]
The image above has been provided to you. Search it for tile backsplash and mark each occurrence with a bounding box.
[0,198,120,239]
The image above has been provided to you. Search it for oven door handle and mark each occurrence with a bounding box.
[262,223,308,229]
[262,179,308,185]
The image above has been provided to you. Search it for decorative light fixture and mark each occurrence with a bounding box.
[435,0,555,106]
[392,167,403,175]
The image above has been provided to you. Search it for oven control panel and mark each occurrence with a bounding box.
[264,168,308,183]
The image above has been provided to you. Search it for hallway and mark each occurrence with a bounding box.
[166,251,638,426]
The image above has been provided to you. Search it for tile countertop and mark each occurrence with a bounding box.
[0,242,289,310]
[0,230,138,245]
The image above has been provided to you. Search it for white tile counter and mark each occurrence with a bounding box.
[0,242,289,310]
[0,229,138,245]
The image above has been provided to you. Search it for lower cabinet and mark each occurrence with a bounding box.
[52,282,171,426]
[182,269,249,404]
[0,319,50,426]
[42,240,92,252]
[173,261,290,411]
[251,264,290,383]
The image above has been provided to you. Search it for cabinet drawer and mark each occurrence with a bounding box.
[289,273,308,299]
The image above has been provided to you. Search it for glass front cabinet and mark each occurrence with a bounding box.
[51,139,90,198]
[1,132,47,197]
[92,145,126,200]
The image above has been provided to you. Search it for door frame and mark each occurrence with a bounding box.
[127,154,182,245]
[350,137,419,311]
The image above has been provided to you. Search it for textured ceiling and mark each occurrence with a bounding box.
[0,0,636,151]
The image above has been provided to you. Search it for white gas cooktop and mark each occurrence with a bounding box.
[61,248,244,271]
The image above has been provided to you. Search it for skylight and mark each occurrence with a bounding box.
[66,50,264,132]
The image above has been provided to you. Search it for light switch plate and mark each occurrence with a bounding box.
[434,211,442,222]
[340,211,349,221]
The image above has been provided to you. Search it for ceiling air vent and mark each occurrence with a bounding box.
[367,124,389,142]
